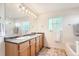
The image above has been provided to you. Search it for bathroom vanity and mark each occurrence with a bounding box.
[5,33,44,56]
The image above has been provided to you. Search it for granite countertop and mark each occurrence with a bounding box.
[5,34,42,44]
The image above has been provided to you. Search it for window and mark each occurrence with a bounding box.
[48,18,53,31]
[48,16,63,32]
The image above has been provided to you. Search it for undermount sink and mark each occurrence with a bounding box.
[16,36,31,39]
[16,37,27,39]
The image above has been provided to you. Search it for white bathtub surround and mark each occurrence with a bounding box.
[76,41,79,55]
[65,41,79,56]
[65,43,76,56]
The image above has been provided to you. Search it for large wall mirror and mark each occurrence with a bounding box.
[73,23,79,36]
[5,3,30,36]
[0,4,5,36]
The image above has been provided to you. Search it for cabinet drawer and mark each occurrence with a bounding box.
[30,38,36,56]
[19,41,29,50]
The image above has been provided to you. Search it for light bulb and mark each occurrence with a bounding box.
[25,9,28,13]
[28,11,31,14]
[22,6,25,10]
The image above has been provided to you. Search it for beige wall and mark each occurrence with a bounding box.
[31,8,79,48]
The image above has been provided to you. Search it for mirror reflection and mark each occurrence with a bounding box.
[5,3,30,36]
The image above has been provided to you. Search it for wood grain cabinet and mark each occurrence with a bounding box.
[5,33,44,56]
[35,37,40,55]
[19,46,30,56]
[30,38,36,56]
[19,41,30,56]
[5,42,18,56]
[39,35,44,50]
[5,41,30,56]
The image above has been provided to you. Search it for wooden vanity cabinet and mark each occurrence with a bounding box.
[30,38,36,56]
[5,33,44,56]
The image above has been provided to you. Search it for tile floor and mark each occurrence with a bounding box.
[38,47,67,56]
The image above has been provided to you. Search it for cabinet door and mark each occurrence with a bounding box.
[39,35,43,50]
[19,41,30,56]
[36,37,40,54]
[42,34,44,48]
[19,41,29,50]
[19,46,30,56]
[5,42,18,56]
[30,39,36,56]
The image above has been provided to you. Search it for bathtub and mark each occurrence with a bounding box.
[65,43,77,56]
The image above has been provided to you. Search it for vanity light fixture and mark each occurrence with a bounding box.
[28,11,31,14]
[18,4,37,18]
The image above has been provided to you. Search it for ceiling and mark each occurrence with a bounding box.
[5,3,26,19]
[5,3,79,19]
[25,3,79,14]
